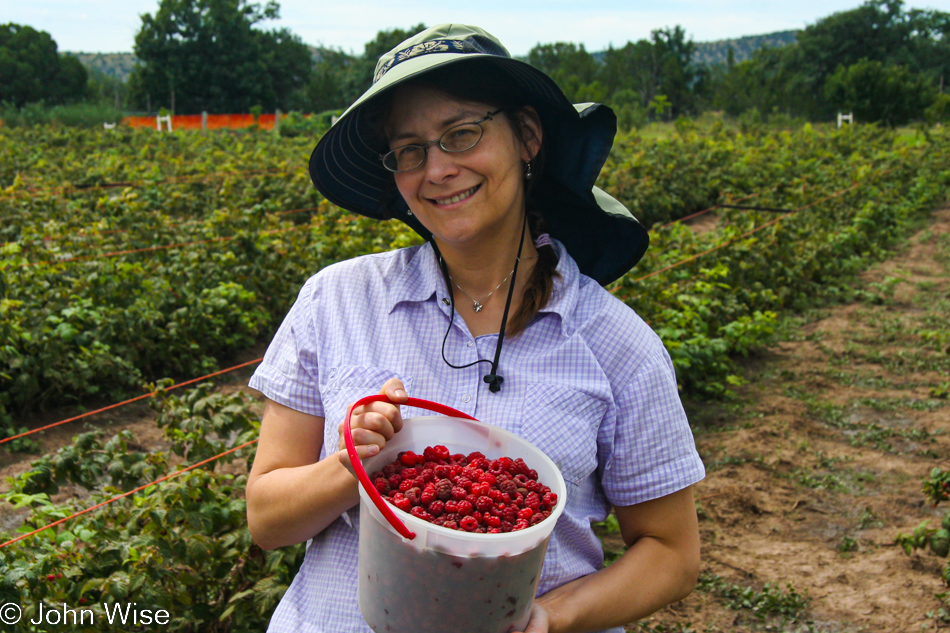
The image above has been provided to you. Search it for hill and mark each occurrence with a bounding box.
[63,52,138,82]
[693,30,798,66]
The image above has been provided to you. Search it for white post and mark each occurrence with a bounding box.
[837,111,853,128]
[156,115,173,132]
[201,111,208,131]
[275,109,281,134]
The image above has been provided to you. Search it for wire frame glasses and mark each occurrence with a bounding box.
[380,109,505,173]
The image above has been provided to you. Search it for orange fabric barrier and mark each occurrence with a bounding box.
[123,113,277,130]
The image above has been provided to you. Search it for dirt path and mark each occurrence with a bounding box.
[632,207,950,632]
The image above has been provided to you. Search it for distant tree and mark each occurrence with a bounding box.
[128,0,312,113]
[824,58,935,125]
[0,23,87,107]
[707,0,949,120]
[601,27,699,118]
[527,42,603,102]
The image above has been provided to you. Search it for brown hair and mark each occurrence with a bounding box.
[364,62,561,337]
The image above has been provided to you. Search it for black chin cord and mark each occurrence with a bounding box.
[436,216,528,393]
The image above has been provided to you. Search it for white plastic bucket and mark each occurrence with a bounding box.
[344,395,567,633]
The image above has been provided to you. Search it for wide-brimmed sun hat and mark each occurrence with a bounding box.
[309,23,649,285]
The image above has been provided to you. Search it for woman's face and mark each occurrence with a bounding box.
[386,85,540,251]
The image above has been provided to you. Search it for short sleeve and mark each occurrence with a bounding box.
[597,344,705,506]
[248,276,324,416]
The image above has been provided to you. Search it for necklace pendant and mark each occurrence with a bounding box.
[473,301,483,312]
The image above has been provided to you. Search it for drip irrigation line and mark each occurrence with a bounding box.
[631,182,862,284]
[0,167,291,200]
[718,204,796,213]
[1,205,319,249]
[19,223,310,267]
[654,190,766,230]
[0,438,259,550]
[0,358,263,447]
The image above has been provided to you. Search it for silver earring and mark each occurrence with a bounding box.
[405,208,413,216]
[524,160,533,180]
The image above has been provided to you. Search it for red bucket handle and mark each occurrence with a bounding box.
[343,395,478,540]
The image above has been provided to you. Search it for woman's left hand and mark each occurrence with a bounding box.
[513,603,550,633]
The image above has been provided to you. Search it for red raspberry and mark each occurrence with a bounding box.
[503,507,518,523]
[404,488,421,506]
[466,451,486,463]
[499,479,518,496]
[513,519,530,531]
[513,458,530,476]
[460,516,479,531]
[471,482,490,497]
[420,488,436,505]
[475,496,494,513]
[445,500,459,514]
[527,469,538,480]
[489,528,501,534]
[515,474,530,486]
[451,453,466,463]
[398,479,414,493]
[423,446,440,462]
[542,492,558,508]
[393,496,411,512]
[465,494,479,507]
[451,486,468,501]
[488,489,503,502]
[382,463,399,477]
[435,479,453,500]
[485,514,501,528]
[428,500,445,517]
[454,476,473,490]
[472,511,482,524]
[443,520,458,530]
[388,474,402,490]
[462,467,480,481]
[420,468,435,482]
[432,445,451,461]
[478,472,497,486]
[434,464,451,479]
[526,492,541,512]
[457,500,474,516]
[374,478,390,495]
[401,467,419,480]
[525,480,540,493]
[410,506,432,521]
[518,507,534,520]
[501,520,513,532]
[530,513,545,525]
[400,452,420,466]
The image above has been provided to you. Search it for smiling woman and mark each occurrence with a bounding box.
[245,23,704,633]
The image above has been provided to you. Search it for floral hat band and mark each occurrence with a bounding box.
[374,35,509,83]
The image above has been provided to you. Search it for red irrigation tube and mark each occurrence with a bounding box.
[0,438,259,550]
[0,358,263,447]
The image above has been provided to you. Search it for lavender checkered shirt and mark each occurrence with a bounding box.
[248,240,705,633]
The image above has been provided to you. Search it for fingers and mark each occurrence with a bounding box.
[513,603,550,633]
[338,379,408,455]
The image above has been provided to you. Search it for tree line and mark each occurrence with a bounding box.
[2,0,948,126]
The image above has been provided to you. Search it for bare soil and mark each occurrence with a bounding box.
[627,206,950,632]
[3,209,949,632]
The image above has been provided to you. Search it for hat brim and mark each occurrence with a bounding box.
[309,53,648,285]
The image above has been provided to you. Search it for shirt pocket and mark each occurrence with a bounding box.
[321,365,414,459]
[520,383,608,487]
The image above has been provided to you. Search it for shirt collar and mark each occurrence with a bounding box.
[386,239,581,337]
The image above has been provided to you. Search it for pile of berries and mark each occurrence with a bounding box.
[370,445,558,533]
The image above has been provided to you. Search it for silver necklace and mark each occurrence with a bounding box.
[450,268,514,312]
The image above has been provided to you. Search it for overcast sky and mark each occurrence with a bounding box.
[3,0,948,56]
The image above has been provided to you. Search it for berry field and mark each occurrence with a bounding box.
[1,122,949,631]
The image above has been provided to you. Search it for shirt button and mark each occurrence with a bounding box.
[461,394,471,403]
[442,298,450,306]
[467,341,475,347]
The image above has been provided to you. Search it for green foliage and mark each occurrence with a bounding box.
[0,101,124,128]
[0,23,88,107]
[705,0,950,122]
[824,59,936,126]
[697,571,810,623]
[128,0,313,113]
[924,468,950,507]
[0,383,304,633]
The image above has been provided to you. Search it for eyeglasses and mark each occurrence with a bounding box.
[380,109,505,173]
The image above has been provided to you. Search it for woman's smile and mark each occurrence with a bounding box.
[430,184,481,207]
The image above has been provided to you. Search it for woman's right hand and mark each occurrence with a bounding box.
[337,378,408,472]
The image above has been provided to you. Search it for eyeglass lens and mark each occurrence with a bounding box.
[383,121,485,173]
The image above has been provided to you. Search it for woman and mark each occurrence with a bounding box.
[246,24,705,633]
